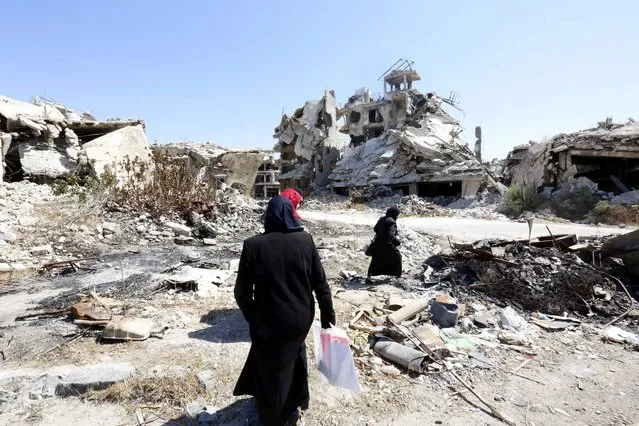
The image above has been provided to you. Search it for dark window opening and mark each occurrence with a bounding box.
[350,111,361,124]
[572,155,639,194]
[4,143,23,182]
[350,135,366,146]
[418,181,462,197]
[334,187,349,196]
[293,108,304,119]
[392,185,410,196]
[368,109,383,123]
[322,111,332,127]
[365,127,384,140]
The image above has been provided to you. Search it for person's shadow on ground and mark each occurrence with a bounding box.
[187,308,250,343]
[161,398,260,425]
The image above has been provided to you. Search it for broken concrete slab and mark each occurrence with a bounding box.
[42,362,135,397]
[81,125,152,180]
[162,266,233,298]
[30,244,53,256]
[18,144,75,179]
[611,190,639,206]
[101,222,121,235]
[164,222,192,237]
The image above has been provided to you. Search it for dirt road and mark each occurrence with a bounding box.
[302,210,631,241]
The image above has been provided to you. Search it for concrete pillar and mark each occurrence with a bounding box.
[461,179,482,198]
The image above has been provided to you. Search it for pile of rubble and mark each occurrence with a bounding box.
[0,94,151,183]
[427,241,625,317]
[504,118,639,205]
[273,90,349,191]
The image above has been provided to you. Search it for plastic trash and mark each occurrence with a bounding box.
[312,322,362,392]
[498,306,526,331]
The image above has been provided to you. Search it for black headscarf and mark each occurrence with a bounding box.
[386,206,400,220]
[264,195,304,234]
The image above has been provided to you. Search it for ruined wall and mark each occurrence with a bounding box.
[0,94,149,184]
[220,152,264,194]
[506,120,639,189]
[274,90,348,192]
[156,143,275,196]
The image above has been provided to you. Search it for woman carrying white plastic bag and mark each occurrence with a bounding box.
[313,322,362,392]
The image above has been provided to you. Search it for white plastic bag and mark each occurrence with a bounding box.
[312,322,362,392]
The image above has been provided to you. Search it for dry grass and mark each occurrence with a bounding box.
[591,201,639,225]
[88,373,204,414]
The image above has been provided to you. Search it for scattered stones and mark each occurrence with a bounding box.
[203,238,216,246]
[29,244,53,256]
[165,222,192,237]
[174,236,197,246]
[196,370,216,392]
[101,222,120,235]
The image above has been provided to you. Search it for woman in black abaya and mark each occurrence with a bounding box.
[233,195,335,425]
[366,206,402,283]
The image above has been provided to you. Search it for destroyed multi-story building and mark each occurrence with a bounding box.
[0,95,151,184]
[274,61,500,198]
[504,118,639,194]
[273,90,349,195]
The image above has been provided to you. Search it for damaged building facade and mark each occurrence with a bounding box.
[0,95,151,183]
[274,61,494,198]
[156,142,280,198]
[504,118,639,195]
[273,90,349,195]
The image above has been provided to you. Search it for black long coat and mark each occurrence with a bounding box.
[367,216,402,277]
[234,231,335,426]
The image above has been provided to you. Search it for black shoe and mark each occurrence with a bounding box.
[365,278,373,285]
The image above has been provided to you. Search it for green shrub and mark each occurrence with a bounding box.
[550,187,599,221]
[501,184,545,216]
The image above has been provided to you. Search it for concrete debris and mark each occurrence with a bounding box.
[29,244,53,256]
[81,125,152,182]
[159,266,233,298]
[274,62,502,199]
[274,90,349,193]
[429,239,628,317]
[504,119,639,198]
[0,94,148,183]
[611,190,639,206]
[164,221,193,237]
[39,362,135,397]
[157,142,279,198]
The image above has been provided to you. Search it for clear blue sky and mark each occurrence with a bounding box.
[4,1,637,160]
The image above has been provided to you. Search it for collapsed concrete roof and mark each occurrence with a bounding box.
[504,119,639,193]
[330,104,487,197]
[0,94,149,183]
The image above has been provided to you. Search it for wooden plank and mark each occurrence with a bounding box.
[387,299,429,324]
